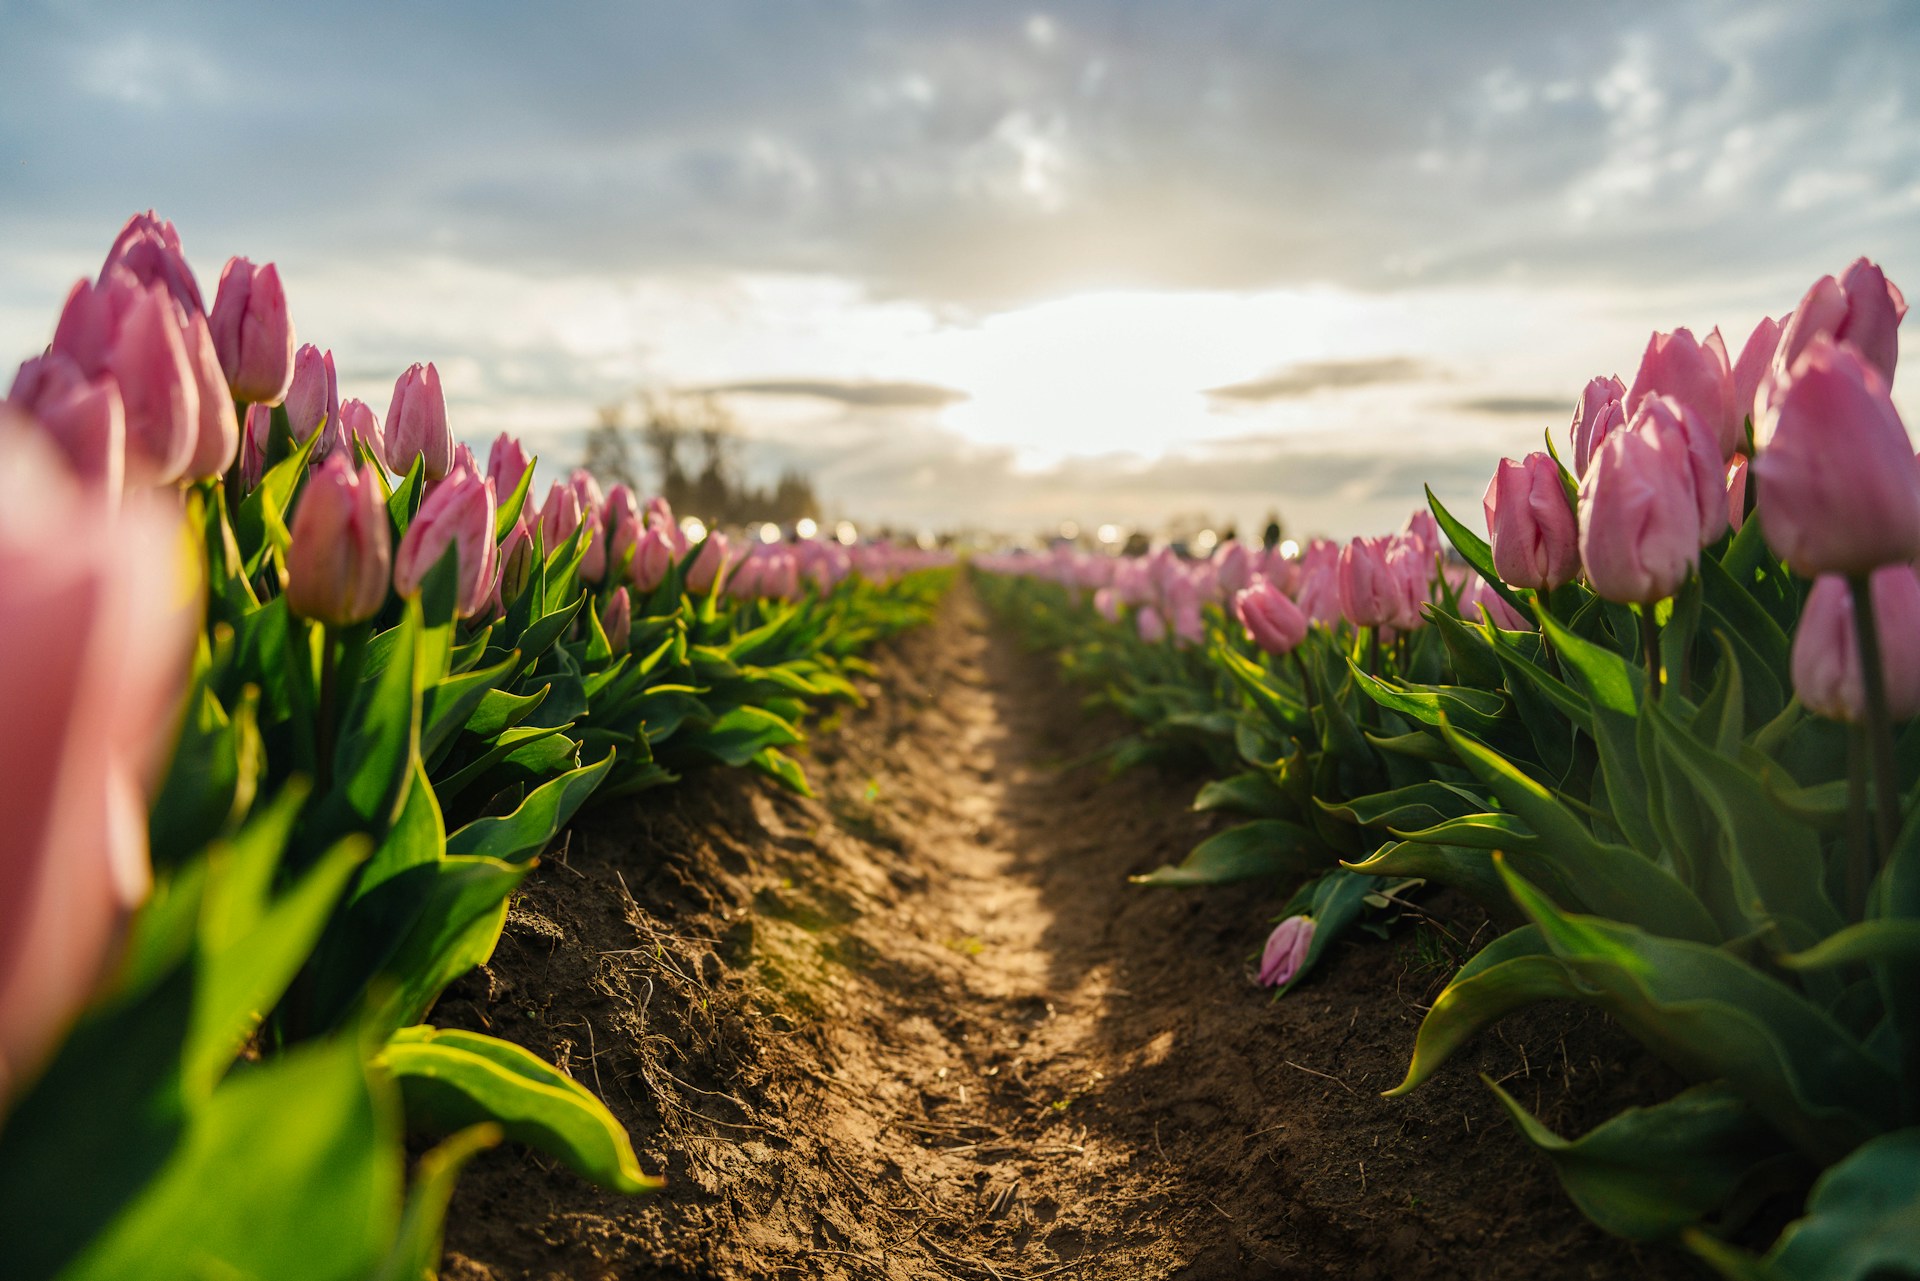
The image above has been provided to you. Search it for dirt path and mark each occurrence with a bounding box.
[437,583,1686,1280]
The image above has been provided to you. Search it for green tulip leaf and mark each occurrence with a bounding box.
[1488,1079,1796,1241]
[1131,819,1325,886]
[380,1026,659,1195]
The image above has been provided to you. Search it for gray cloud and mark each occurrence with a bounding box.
[702,379,969,409]
[2,1,1913,305]
[1207,358,1430,403]
[1449,395,1570,416]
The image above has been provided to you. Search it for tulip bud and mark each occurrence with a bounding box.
[109,285,200,487]
[1337,536,1398,628]
[1093,586,1122,622]
[336,398,385,470]
[631,524,675,593]
[209,258,295,404]
[569,471,608,583]
[487,432,533,504]
[497,516,535,606]
[1399,509,1444,560]
[603,485,642,576]
[1633,395,1729,547]
[7,353,126,499]
[1627,327,1738,460]
[686,532,730,594]
[393,466,497,618]
[241,403,270,489]
[726,551,761,600]
[1753,337,1920,578]
[1773,258,1906,390]
[537,479,584,561]
[1469,578,1533,631]
[1483,452,1580,590]
[1136,605,1167,643]
[1570,375,1627,479]
[1214,541,1254,595]
[1730,314,1785,440]
[1258,916,1314,988]
[1792,567,1920,723]
[179,308,239,480]
[599,586,632,651]
[0,421,194,1102]
[285,344,338,446]
[1577,417,1701,604]
[285,454,392,626]
[1233,577,1307,655]
[385,362,452,480]
[102,210,203,313]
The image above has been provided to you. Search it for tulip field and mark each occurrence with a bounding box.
[3,213,1918,1280]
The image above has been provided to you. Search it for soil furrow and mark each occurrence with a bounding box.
[437,582,1685,1280]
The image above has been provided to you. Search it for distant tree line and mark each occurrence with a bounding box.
[582,391,820,527]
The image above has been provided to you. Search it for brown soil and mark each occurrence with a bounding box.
[434,582,1695,1280]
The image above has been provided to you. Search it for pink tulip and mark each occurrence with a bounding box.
[537,480,585,562]
[1627,327,1738,460]
[208,258,294,404]
[285,454,392,626]
[569,470,607,583]
[1578,416,1702,604]
[603,485,642,576]
[1385,541,1435,632]
[385,362,452,480]
[1258,916,1314,988]
[726,550,761,600]
[1337,536,1398,628]
[393,465,497,618]
[336,398,385,470]
[599,586,632,651]
[1632,395,1729,547]
[487,432,533,504]
[102,210,202,313]
[1730,314,1785,439]
[1214,541,1254,595]
[0,424,194,1102]
[178,308,239,480]
[1570,375,1627,479]
[1469,579,1533,631]
[1399,509,1444,560]
[630,524,675,593]
[1753,337,1920,578]
[1483,452,1579,590]
[285,344,338,446]
[1791,566,1920,723]
[643,495,689,555]
[1773,258,1907,389]
[1234,577,1307,655]
[759,548,800,601]
[1093,586,1122,623]
[51,275,198,486]
[1136,604,1167,643]
[7,353,126,499]
[241,403,270,489]
[685,531,731,594]
[1726,457,1749,533]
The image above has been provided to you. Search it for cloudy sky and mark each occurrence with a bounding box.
[2,0,1916,537]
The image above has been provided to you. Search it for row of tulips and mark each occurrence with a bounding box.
[979,257,1917,1280]
[0,213,951,1281]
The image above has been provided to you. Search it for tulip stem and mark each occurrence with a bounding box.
[1846,726,1873,919]
[317,624,339,792]
[1847,573,1901,872]
[1292,649,1320,732]
[1638,605,1662,698]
